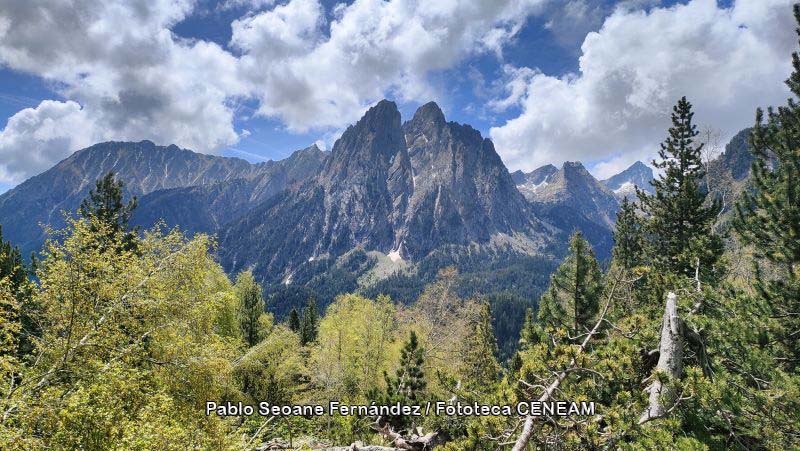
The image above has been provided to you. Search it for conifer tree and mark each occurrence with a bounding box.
[537,232,602,338]
[461,303,500,389]
[381,331,426,430]
[288,308,300,333]
[518,307,542,351]
[734,5,800,369]
[78,172,139,252]
[612,197,644,270]
[637,97,722,279]
[235,270,266,347]
[300,296,318,345]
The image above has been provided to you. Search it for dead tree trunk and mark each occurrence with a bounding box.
[639,292,684,424]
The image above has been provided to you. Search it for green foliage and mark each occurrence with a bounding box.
[612,197,644,270]
[537,232,603,338]
[638,97,723,280]
[234,325,304,405]
[734,5,800,370]
[461,303,500,391]
[78,172,139,253]
[380,331,427,431]
[300,296,318,345]
[235,270,269,347]
[288,308,300,332]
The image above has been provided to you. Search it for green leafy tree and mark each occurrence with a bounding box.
[537,232,603,338]
[78,172,139,252]
[235,270,268,347]
[637,97,722,280]
[288,308,300,333]
[300,296,318,345]
[612,197,644,270]
[734,5,800,369]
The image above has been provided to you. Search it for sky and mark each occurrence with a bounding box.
[0,0,795,193]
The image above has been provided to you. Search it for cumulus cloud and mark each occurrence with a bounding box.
[233,0,548,131]
[0,100,97,184]
[0,0,245,182]
[0,0,551,183]
[490,0,797,173]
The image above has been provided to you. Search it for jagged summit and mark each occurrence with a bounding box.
[602,160,655,199]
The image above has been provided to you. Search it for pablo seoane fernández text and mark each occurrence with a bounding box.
[205,400,596,418]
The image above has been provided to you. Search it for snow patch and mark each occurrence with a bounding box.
[388,248,403,262]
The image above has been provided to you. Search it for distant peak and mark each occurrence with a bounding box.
[355,99,400,129]
[562,161,587,171]
[412,101,446,125]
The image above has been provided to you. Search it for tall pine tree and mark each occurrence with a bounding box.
[288,308,300,333]
[461,303,500,390]
[537,232,602,339]
[612,197,644,270]
[734,5,800,369]
[78,172,139,252]
[300,296,318,345]
[235,270,266,347]
[637,97,722,280]
[380,330,426,431]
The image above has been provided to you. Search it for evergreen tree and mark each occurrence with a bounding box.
[300,296,318,345]
[381,331,426,430]
[461,303,500,390]
[612,197,644,270]
[288,308,300,333]
[518,307,543,351]
[0,226,26,292]
[78,172,139,252]
[537,232,602,338]
[235,270,266,347]
[637,97,722,279]
[734,5,800,369]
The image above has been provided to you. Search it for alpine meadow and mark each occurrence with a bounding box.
[0,0,799,449]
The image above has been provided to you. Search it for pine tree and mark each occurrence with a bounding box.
[734,5,800,369]
[537,232,602,338]
[381,330,426,430]
[461,303,500,390]
[637,97,722,280]
[288,308,300,333]
[612,197,644,270]
[300,296,318,345]
[235,270,265,347]
[78,172,139,252]
[518,307,542,351]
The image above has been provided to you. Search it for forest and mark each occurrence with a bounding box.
[2,7,800,451]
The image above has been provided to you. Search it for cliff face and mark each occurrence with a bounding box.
[218,101,548,283]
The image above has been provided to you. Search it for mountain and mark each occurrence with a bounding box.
[511,164,558,199]
[602,161,654,199]
[218,100,549,285]
[131,144,327,233]
[0,140,266,254]
[515,162,619,257]
[0,140,326,255]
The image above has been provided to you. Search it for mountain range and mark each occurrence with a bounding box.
[0,100,754,315]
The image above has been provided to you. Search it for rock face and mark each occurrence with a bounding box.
[132,145,327,234]
[516,162,619,258]
[219,100,547,283]
[0,140,263,254]
[511,164,558,201]
[602,161,655,200]
[716,128,753,181]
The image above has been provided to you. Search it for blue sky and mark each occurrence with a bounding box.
[0,0,793,193]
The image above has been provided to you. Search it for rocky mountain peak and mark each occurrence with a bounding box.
[602,160,655,199]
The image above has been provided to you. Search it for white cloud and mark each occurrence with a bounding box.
[0,0,245,182]
[490,0,797,173]
[233,0,548,131]
[0,0,550,183]
[0,101,97,184]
